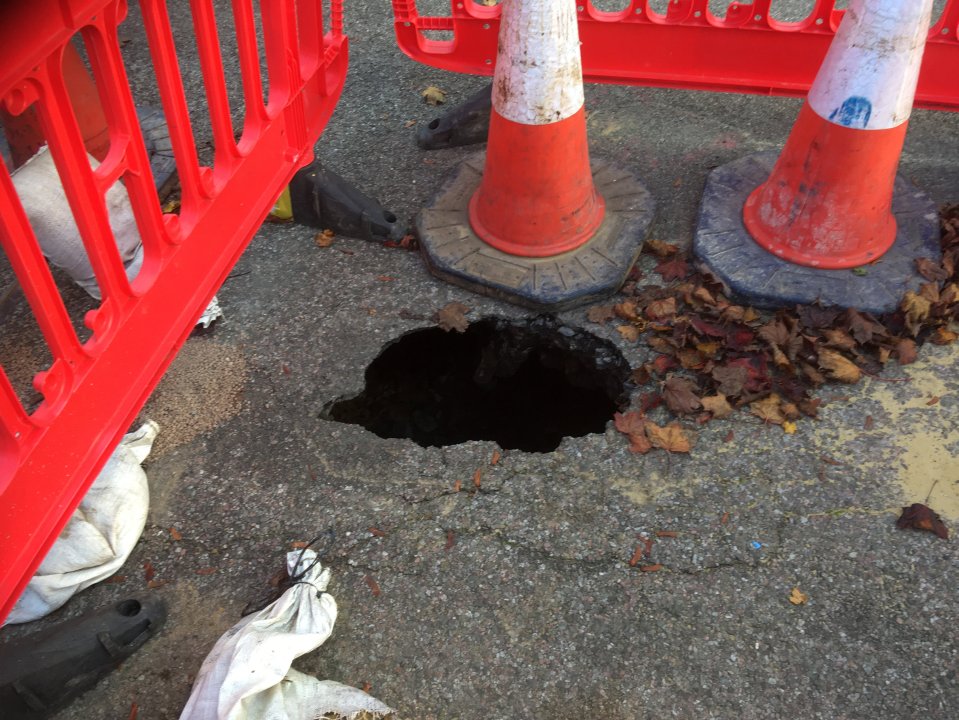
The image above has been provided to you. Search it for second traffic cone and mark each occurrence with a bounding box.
[694,0,941,314]
[743,0,934,269]
[417,0,654,309]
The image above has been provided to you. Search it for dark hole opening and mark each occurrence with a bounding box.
[383,211,398,224]
[324,316,630,453]
[115,599,141,617]
[428,118,440,130]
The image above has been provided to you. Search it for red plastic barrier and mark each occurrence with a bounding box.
[392,0,959,111]
[0,0,347,624]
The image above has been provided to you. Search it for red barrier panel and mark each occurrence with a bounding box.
[392,0,959,111]
[0,0,347,623]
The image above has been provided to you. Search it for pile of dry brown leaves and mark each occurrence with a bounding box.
[595,205,959,456]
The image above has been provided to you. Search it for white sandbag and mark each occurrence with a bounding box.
[11,146,144,300]
[180,550,392,720]
[4,421,158,625]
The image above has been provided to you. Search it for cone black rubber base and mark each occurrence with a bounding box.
[694,151,940,315]
[417,152,656,311]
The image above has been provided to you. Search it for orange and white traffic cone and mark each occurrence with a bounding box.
[695,0,940,314]
[417,0,654,309]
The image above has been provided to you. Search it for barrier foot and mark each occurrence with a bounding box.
[288,160,406,242]
[0,596,166,718]
[417,82,492,150]
[693,151,940,315]
[418,151,655,311]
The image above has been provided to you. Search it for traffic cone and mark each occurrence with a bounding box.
[694,0,940,314]
[745,0,934,269]
[417,0,654,309]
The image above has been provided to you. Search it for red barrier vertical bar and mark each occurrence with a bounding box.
[36,52,132,306]
[140,0,209,229]
[79,19,169,273]
[260,0,299,116]
[190,0,241,181]
[231,0,269,151]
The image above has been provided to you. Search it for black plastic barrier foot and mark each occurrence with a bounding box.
[0,596,167,719]
[417,83,492,150]
[289,161,406,242]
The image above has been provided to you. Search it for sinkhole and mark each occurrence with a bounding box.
[324,316,631,453]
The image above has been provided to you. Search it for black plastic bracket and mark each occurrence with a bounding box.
[288,160,407,242]
[0,596,167,719]
[417,82,492,150]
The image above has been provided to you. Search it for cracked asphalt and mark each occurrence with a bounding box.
[3,2,959,719]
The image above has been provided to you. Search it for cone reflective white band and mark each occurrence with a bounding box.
[808,0,934,130]
[491,0,585,125]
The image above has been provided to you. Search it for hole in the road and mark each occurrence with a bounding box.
[324,316,630,452]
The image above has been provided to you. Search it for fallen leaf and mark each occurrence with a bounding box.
[453,479,462,493]
[291,541,310,549]
[655,257,689,281]
[902,291,932,330]
[639,563,663,572]
[445,530,455,551]
[195,568,216,576]
[663,376,702,414]
[645,420,694,453]
[614,411,652,454]
[712,365,749,396]
[473,468,483,489]
[750,394,785,425]
[129,702,139,720]
[169,527,182,541]
[617,324,642,342]
[722,430,734,443]
[631,366,651,385]
[701,394,733,419]
[894,339,918,365]
[614,301,641,322]
[896,503,948,539]
[314,229,335,247]
[421,85,446,105]
[916,257,949,281]
[147,579,167,589]
[490,449,501,466]
[789,587,809,605]
[364,575,382,596]
[782,420,797,434]
[720,512,730,524]
[864,415,874,430]
[376,275,395,282]
[655,531,678,538]
[926,396,940,406]
[369,527,386,537]
[436,302,471,333]
[628,546,645,567]
[817,349,861,383]
[143,561,155,583]
[586,305,615,324]
[645,239,679,258]
[932,327,959,345]
[646,297,677,320]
